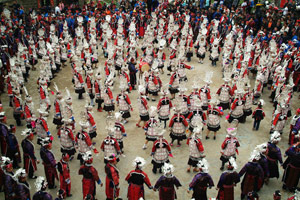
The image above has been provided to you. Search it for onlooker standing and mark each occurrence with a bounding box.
[252,100,266,131]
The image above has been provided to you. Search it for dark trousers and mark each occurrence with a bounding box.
[6,149,20,168]
[253,119,261,130]
[28,163,34,178]
[13,113,22,126]
[147,0,152,13]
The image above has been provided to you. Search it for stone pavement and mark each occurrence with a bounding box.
[1,43,299,199]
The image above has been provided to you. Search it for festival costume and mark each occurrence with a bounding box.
[116,91,132,119]
[21,130,37,179]
[220,128,240,170]
[216,160,240,200]
[57,158,71,197]
[78,152,101,199]
[154,174,181,200]
[101,135,121,163]
[189,159,214,200]
[282,145,300,191]
[267,132,283,179]
[125,161,152,200]
[6,129,21,168]
[239,161,264,198]
[169,113,189,142]
[105,161,120,200]
[76,127,93,164]
[40,142,58,189]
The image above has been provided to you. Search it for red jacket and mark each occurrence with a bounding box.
[24,104,32,119]
[169,114,189,127]
[187,138,204,152]
[78,164,100,199]
[152,139,171,153]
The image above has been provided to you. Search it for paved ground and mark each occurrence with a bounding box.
[1,42,300,200]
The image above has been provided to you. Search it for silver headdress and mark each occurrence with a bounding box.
[132,157,146,169]
[162,163,175,176]
[34,176,47,191]
[197,158,209,173]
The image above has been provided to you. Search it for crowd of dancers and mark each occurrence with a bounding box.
[1,0,300,199]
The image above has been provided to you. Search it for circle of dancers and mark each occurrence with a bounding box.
[1,1,300,200]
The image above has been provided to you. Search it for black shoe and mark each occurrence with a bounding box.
[282,184,287,190]
[159,168,162,173]
[49,185,57,189]
[29,176,37,179]
[213,136,216,140]
[205,136,209,140]
[220,166,224,170]
[67,194,72,197]
[152,168,157,174]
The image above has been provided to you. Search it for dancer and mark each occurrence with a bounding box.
[116,83,132,124]
[216,157,240,200]
[57,118,76,160]
[239,150,264,199]
[206,97,223,140]
[14,168,31,200]
[100,125,121,163]
[35,105,51,145]
[76,121,98,165]
[52,83,64,129]
[57,153,72,198]
[136,85,149,128]
[105,154,121,200]
[169,103,189,147]
[32,176,53,200]
[188,159,214,200]
[290,108,300,145]
[21,128,38,179]
[157,87,172,128]
[282,142,300,192]
[252,100,266,131]
[94,71,104,112]
[154,163,182,200]
[267,131,283,180]
[78,151,102,199]
[1,157,16,200]
[5,125,21,169]
[125,157,153,200]
[220,128,240,170]
[143,106,159,150]
[113,112,127,153]
[40,137,58,189]
[187,124,205,172]
[151,130,173,174]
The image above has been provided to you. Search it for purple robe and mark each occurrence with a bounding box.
[22,138,38,173]
[33,191,53,200]
[216,171,240,200]
[154,175,182,200]
[267,142,283,178]
[40,147,58,187]
[239,162,264,195]
[258,154,270,179]
[189,172,214,200]
[282,146,300,190]
[0,122,9,154]
[4,171,16,200]
[15,181,31,200]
